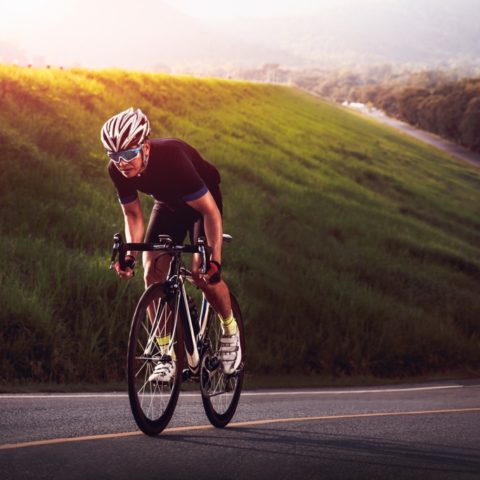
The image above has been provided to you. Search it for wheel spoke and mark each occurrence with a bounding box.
[128,283,183,435]
[135,358,149,378]
[200,295,244,426]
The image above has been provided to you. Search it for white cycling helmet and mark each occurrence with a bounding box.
[101,107,151,152]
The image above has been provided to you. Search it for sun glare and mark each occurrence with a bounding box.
[0,0,68,36]
[163,0,320,18]
[1,1,45,28]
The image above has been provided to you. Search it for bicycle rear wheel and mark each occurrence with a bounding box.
[127,282,184,436]
[200,294,245,427]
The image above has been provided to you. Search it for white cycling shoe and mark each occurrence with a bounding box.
[148,360,176,383]
[219,329,242,375]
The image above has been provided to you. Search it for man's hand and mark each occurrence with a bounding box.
[205,260,222,284]
[114,254,136,279]
[192,254,222,286]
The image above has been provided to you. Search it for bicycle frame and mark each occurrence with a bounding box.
[111,232,226,377]
[174,264,213,375]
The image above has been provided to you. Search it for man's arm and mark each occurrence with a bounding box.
[121,198,145,260]
[186,191,223,264]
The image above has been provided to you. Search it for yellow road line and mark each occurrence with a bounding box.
[227,407,480,428]
[1,407,479,451]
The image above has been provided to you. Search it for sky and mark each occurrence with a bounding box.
[161,0,326,18]
[0,0,331,67]
[1,0,324,27]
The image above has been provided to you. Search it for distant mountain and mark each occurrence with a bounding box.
[1,0,478,70]
[214,0,480,68]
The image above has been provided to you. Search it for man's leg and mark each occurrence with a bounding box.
[204,280,231,319]
[143,201,187,287]
[191,252,232,319]
[143,251,172,288]
[187,187,241,373]
[142,203,188,382]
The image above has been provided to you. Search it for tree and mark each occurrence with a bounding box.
[417,95,448,133]
[397,88,429,125]
[459,96,480,152]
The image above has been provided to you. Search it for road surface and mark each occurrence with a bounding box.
[1,380,479,479]
[350,105,480,169]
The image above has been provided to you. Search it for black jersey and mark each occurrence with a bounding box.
[108,138,221,208]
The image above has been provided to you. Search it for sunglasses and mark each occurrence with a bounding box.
[107,145,143,163]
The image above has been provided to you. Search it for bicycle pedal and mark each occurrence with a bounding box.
[182,369,200,383]
[206,356,220,371]
[182,369,191,382]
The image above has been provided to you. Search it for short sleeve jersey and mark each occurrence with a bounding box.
[108,138,221,208]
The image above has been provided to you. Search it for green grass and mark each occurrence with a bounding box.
[0,65,479,386]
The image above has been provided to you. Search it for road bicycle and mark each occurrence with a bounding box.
[110,232,245,436]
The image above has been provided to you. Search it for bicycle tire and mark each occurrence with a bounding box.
[127,282,185,436]
[200,293,245,428]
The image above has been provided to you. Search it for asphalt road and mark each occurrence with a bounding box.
[1,380,479,480]
[355,106,480,169]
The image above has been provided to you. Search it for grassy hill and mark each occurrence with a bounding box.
[1,65,479,385]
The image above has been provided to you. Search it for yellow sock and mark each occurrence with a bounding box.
[156,335,176,361]
[219,311,238,336]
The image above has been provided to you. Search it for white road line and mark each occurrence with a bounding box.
[0,384,467,399]
[233,385,466,395]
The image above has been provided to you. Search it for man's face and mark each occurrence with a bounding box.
[113,142,150,177]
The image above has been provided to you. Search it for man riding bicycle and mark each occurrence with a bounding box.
[101,107,241,382]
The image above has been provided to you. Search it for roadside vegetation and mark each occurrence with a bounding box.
[300,67,480,154]
[351,74,480,154]
[0,65,479,386]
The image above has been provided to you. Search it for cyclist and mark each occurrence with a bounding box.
[101,107,241,381]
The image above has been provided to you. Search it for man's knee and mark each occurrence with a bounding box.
[196,277,227,295]
[143,253,171,286]
[191,270,203,287]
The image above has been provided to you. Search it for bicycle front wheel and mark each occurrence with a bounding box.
[127,282,184,436]
[200,293,245,427]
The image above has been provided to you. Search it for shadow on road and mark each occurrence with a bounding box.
[162,423,480,478]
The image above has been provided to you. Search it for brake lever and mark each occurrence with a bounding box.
[197,238,208,274]
[110,233,125,270]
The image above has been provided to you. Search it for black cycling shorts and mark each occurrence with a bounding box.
[144,185,223,245]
